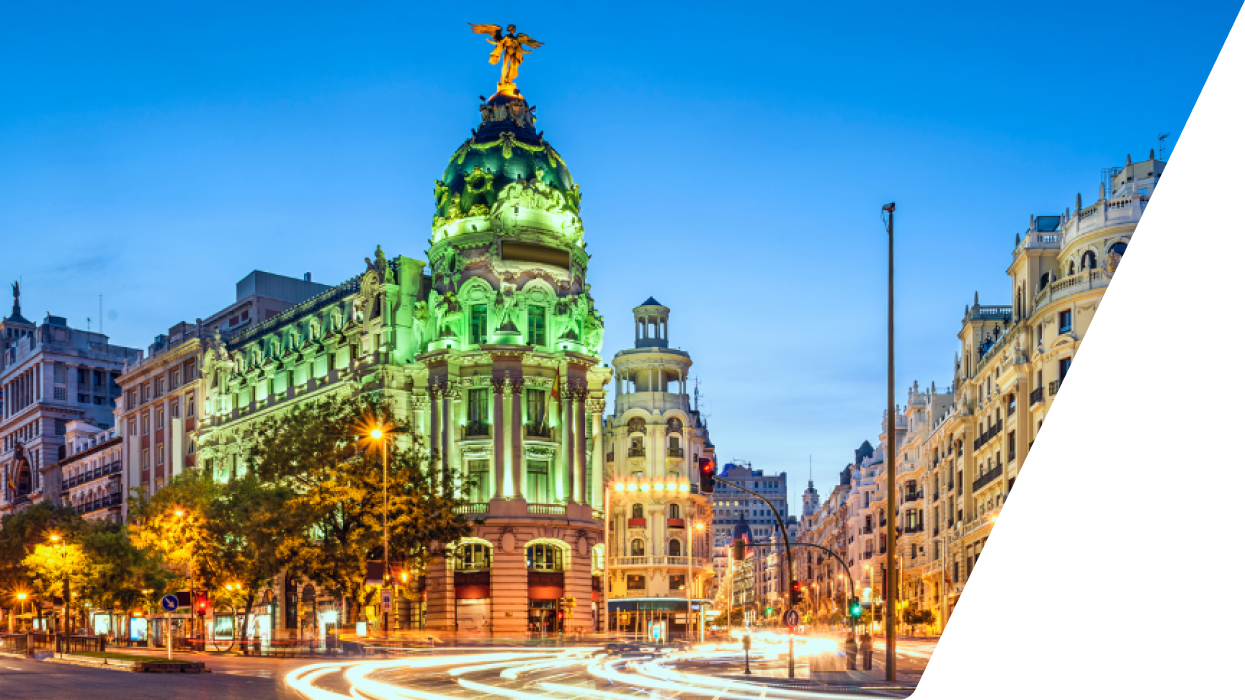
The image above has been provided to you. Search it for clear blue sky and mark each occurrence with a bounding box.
[2,1,1238,504]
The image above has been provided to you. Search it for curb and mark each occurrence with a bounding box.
[44,654,211,674]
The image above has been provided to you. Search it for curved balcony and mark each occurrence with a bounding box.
[611,555,711,569]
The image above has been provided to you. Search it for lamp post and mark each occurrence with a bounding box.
[369,425,391,636]
[13,592,28,633]
[882,201,898,681]
[49,534,70,639]
[174,509,198,640]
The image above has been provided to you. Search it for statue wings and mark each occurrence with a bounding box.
[469,23,503,40]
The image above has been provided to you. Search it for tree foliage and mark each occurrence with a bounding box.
[245,393,472,621]
[0,502,85,611]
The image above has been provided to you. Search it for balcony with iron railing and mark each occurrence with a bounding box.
[1030,386,1044,405]
[455,503,488,515]
[627,447,645,458]
[627,517,646,528]
[524,422,553,439]
[611,555,711,569]
[972,464,1004,493]
[1050,376,1070,398]
[461,421,491,440]
[666,447,684,459]
[903,490,924,503]
[76,492,123,514]
[65,461,123,488]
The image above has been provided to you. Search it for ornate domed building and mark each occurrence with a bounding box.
[196,77,611,636]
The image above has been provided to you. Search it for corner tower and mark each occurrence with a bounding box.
[602,299,714,638]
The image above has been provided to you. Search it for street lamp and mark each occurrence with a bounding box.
[368,424,391,636]
[48,534,71,638]
[882,200,898,681]
[175,509,196,640]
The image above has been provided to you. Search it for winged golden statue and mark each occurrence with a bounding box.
[469,23,544,94]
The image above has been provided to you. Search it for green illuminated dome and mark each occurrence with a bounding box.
[432,92,580,227]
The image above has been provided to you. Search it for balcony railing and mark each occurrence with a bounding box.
[903,490,923,503]
[455,503,488,515]
[1030,386,1044,405]
[64,461,123,488]
[527,503,566,516]
[462,422,491,439]
[76,492,123,514]
[666,447,684,458]
[524,422,553,439]
[612,555,710,569]
[668,518,685,529]
[627,448,645,458]
[972,464,1004,493]
[1049,378,1062,397]
[627,517,646,528]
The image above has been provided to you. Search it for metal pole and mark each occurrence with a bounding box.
[884,201,897,681]
[686,511,694,641]
[382,438,389,637]
[603,486,610,636]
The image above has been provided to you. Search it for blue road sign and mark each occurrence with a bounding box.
[783,609,800,629]
[161,594,179,612]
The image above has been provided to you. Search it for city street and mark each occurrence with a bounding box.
[0,634,934,699]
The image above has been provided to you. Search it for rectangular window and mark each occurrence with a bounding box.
[527,306,546,346]
[171,369,180,388]
[129,419,137,436]
[156,445,164,465]
[669,574,686,590]
[525,388,547,427]
[468,460,490,502]
[467,388,489,435]
[54,387,66,401]
[470,304,488,344]
[156,408,164,430]
[171,398,180,419]
[186,392,195,417]
[1058,357,1072,381]
[142,449,150,471]
[1058,309,1072,334]
[627,575,646,590]
[141,413,149,435]
[526,461,551,504]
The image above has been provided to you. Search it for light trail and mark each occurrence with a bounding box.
[284,637,921,700]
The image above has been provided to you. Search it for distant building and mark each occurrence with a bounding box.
[57,421,122,523]
[1,288,141,520]
[710,462,789,603]
[114,269,328,506]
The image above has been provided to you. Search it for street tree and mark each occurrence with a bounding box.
[245,394,472,625]
[128,472,218,595]
[0,503,85,625]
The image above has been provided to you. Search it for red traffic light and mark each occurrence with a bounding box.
[701,459,715,474]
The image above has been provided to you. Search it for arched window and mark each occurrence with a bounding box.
[457,542,492,571]
[631,503,644,519]
[668,539,682,557]
[1081,251,1097,271]
[669,503,681,519]
[1110,242,1127,256]
[1067,261,1075,276]
[630,539,645,556]
[526,543,563,572]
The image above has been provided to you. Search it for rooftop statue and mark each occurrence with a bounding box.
[469,23,544,95]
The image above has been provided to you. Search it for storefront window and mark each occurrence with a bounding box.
[458,542,492,571]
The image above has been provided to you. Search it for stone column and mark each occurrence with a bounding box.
[428,384,441,477]
[575,386,587,504]
[589,398,605,509]
[509,377,523,500]
[492,378,506,498]
[562,388,573,503]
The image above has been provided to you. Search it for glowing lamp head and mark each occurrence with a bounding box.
[627,483,638,492]
[639,483,651,492]
[49,535,60,542]
[17,592,27,601]
[653,482,664,491]
[370,428,384,440]
[695,523,705,531]
[679,483,690,492]
[614,483,625,492]
[174,509,185,518]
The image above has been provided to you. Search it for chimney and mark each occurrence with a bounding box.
[304,273,312,282]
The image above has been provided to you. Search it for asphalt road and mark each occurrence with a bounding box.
[0,633,935,699]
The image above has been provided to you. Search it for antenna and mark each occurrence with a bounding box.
[99,295,103,337]
[87,317,91,333]
[1158,133,1171,162]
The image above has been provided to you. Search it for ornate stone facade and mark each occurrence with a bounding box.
[602,299,714,637]
[194,86,610,637]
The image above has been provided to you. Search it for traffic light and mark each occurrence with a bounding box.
[848,596,862,619]
[731,538,745,560]
[197,597,208,617]
[791,581,805,605]
[764,606,773,616]
[698,458,716,494]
